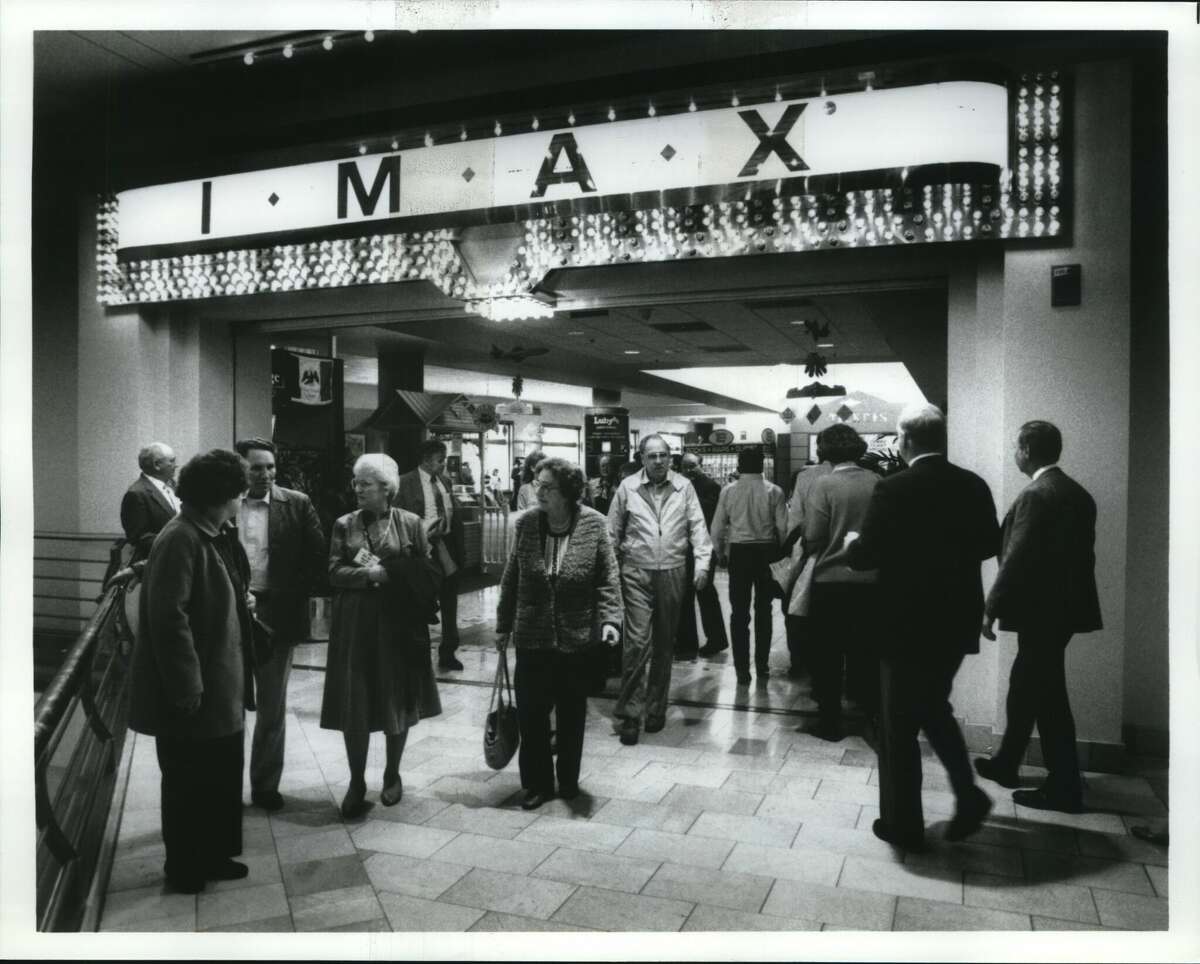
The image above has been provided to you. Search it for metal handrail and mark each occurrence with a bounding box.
[33,537,134,931]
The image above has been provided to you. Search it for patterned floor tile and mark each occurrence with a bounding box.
[438,867,576,920]
[755,793,862,828]
[551,885,693,931]
[723,842,844,886]
[432,831,555,875]
[1022,850,1156,895]
[100,884,197,931]
[893,896,1031,930]
[642,862,774,913]
[425,801,540,839]
[1091,888,1168,930]
[281,852,368,898]
[838,855,963,904]
[363,852,470,899]
[614,827,735,870]
[761,878,896,930]
[289,883,385,931]
[349,820,459,859]
[468,911,592,931]
[532,846,660,894]
[687,810,800,849]
[682,903,821,931]
[377,892,486,932]
[964,872,1099,924]
[196,882,289,930]
[515,814,633,853]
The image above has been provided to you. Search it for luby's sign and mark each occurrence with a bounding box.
[115,81,1007,257]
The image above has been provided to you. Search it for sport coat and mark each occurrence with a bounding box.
[848,455,1000,655]
[687,471,723,530]
[120,474,177,560]
[985,467,1103,634]
[242,484,326,645]
[395,468,465,566]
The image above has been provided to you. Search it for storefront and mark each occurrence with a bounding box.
[34,29,1169,763]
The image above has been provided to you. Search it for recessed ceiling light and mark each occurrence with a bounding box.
[567,330,585,335]
[623,349,641,355]
[817,342,836,348]
[789,320,807,326]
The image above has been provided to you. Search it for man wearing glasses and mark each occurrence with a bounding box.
[607,435,713,745]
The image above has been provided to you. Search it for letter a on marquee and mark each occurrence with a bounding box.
[530,133,597,198]
[737,104,809,177]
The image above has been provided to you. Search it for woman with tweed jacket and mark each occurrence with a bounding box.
[495,457,623,810]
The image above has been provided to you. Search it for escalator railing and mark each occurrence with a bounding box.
[33,538,134,932]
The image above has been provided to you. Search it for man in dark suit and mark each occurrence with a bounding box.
[233,438,326,811]
[396,439,465,671]
[847,404,999,849]
[976,421,1102,813]
[676,453,729,660]
[120,442,179,561]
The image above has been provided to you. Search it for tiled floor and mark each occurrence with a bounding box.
[98,577,1169,933]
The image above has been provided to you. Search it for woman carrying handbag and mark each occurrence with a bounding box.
[494,457,623,810]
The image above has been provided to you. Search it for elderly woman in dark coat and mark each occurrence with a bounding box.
[129,448,253,894]
[495,457,623,810]
[321,453,443,819]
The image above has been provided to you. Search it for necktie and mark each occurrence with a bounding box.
[432,476,448,524]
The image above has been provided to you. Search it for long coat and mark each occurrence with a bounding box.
[129,510,246,739]
[496,506,623,653]
[985,467,1103,634]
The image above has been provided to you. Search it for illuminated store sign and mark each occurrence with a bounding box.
[116,81,1006,253]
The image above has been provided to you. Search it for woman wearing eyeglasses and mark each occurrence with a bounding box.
[495,457,623,810]
[320,453,442,819]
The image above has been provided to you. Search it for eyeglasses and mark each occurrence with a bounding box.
[351,479,382,490]
[532,480,559,492]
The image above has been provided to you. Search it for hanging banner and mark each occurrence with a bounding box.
[273,352,335,406]
[116,80,1007,255]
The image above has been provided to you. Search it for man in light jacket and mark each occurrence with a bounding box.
[608,435,712,745]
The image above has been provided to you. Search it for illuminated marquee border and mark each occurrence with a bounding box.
[95,70,1066,309]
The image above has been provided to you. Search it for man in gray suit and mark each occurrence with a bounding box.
[234,438,325,811]
[396,439,465,671]
[977,421,1102,813]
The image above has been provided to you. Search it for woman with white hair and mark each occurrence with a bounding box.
[320,453,443,818]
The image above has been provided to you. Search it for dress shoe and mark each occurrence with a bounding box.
[872,819,927,852]
[205,859,249,882]
[1013,787,1084,814]
[735,672,752,685]
[945,786,993,842]
[644,718,665,734]
[618,726,639,746]
[698,642,729,657]
[340,781,368,819]
[973,757,1020,789]
[438,656,465,671]
[558,784,580,801]
[804,718,845,743]
[251,789,284,812]
[380,774,404,807]
[521,790,552,811]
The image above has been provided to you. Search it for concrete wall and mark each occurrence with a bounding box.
[947,62,1134,753]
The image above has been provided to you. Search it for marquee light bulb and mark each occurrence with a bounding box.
[364,30,374,42]
[424,132,434,148]
[282,43,293,58]
[730,93,740,107]
[607,106,616,121]
[391,138,399,150]
[688,98,697,112]
[322,36,334,51]
[567,111,576,125]
[460,128,467,141]
[358,144,367,155]
[494,120,502,136]
[243,51,255,65]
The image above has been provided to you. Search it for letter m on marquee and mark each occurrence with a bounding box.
[337,155,401,219]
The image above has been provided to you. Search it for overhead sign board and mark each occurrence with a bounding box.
[116,81,1007,255]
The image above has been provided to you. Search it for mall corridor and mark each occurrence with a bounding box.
[96,579,1169,934]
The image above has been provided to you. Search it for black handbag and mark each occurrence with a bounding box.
[483,649,520,770]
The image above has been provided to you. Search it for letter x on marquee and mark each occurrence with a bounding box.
[737,104,809,177]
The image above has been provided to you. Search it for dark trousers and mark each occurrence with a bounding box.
[515,649,591,795]
[994,628,1082,800]
[728,544,777,673]
[809,582,880,720]
[437,569,460,656]
[155,730,244,883]
[675,554,728,655]
[878,651,976,840]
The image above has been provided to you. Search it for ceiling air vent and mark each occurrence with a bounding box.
[649,320,716,333]
[699,345,750,353]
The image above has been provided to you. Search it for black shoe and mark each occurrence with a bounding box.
[804,718,845,742]
[341,782,368,819]
[699,642,729,657]
[946,786,993,842]
[618,726,639,746]
[872,819,927,852]
[205,859,249,882]
[380,775,403,807]
[165,873,205,894]
[558,784,580,801]
[735,672,752,685]
[973,757,1020,789]
[251,789,284,812]
[521,790,552,811]
[644,718,665,734]
[438,656,464,671]
[1013,787,1084,814]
